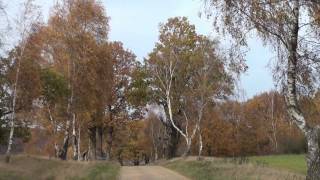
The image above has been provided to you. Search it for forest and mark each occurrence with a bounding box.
[0,0,320,180]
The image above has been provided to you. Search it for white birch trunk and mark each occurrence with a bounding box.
[59,91,72,160]
[77,124,81,161]
[285,1,320,179]
[47,106,59,157]
[59,50,76,160]
[72,113,78,160]
[182,138,192,157]
[270,92,278,152]
[5,0,40,163]
[155,52,203,158]
[88,137,91,160]
[5,47,22,163]
[198,127,203,160]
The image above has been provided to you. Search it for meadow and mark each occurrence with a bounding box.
[250,154,306,174]
[164,155,306,180]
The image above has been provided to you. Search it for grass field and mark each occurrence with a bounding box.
[0,155,120,180]
[250,154,306,174]
[164,155,306,180]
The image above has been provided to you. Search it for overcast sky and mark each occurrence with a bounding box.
[5,0,275,99]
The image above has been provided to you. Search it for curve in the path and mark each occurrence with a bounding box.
[119,166,189,180]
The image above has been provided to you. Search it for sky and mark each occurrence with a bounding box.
[5,0,275,99]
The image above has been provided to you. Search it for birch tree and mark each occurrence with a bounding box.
[147,17,197,157]
[183,36,234,158]
[5,0,41,163]
[204,0,320,179]
[44,0,109,160]
[40,68,69,157]
[147,17,237,157]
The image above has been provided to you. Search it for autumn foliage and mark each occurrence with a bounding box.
[0,1,319,174]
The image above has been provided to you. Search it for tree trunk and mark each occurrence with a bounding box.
[96,126,104,159]
[285,1,320,178]
[54,143,59,158]
[58,132,69,160]
[59,42,76,160]
[72,113,78,160]
[306,128,320,180]
[182,138,191,157]
[5,52,21,163]
[47,107,59,158]
[58,106,72,160]
[272,121,278,152]
[198,130,203,160]
[106,126,113,160]
[151,121,159,161]
[88,127,96,160]
[5,121,15,163]
[77,125,81,161]
[270,92,278,152]
[166,125,179,158]
[88,140,91,160]
[59,82,73,160]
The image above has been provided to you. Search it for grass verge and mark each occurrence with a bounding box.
[164,156,305,180]
[250,154,306,174]
[0,155,120,180]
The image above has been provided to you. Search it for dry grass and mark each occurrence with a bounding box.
[164,156,305,180]
[0,154,120,180]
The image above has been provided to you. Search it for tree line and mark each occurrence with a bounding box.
[0,0,320,179]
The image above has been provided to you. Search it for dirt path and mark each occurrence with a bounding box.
[119,166,189,180]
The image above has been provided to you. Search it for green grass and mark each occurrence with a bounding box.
[0,155,120,180]
[165,160,247,180]
[250,154,306,174]
[164,156,305,180]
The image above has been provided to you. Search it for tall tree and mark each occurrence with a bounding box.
[106,41,137,160]
[146,17,238,157]
[146,17,198,157]
[204,0,320,179]
[182,35,234,158]
[5,0,41,163]
[44,0,109,160]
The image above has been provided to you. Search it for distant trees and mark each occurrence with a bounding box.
[138,90,308,159]
[190,91,307,157]
[204,0,320,179]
